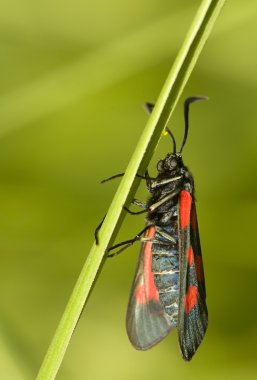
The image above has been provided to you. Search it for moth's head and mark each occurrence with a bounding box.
[146,97,208,174]
[157,153,183,173]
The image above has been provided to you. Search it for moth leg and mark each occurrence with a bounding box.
[98,170,152,243]
[149,189,180,212]
[107,225,153,258]
[94,214,106,245]
[124,207,147,215]
[124,198,148,215]
[95,198,148,244]
[150,175,182,191]
[137,172,155,181]
[101,172,155,184]
[101,173,124,183]
[144,169,154,192]
[132,199,148,209]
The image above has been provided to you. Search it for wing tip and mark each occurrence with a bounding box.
[179,316,208,361]
[126,301,174,351]
[127,326,173,351]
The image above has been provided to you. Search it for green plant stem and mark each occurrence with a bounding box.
[36,1,226,379]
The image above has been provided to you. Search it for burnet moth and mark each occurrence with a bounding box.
[102,97,208,361]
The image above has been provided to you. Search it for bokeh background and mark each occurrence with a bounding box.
[0,0,257,379]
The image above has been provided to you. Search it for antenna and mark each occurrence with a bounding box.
[145,102,176,153]
[179,96,208,154]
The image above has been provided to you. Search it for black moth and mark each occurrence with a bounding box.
[97,97,208,361]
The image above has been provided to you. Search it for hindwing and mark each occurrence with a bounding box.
[126,226,174,350]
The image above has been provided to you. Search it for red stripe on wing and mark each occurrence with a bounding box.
[178,193,208,360]
[135,284,146,304]
[135,226,159,304]
[184,285,198,314]
[179,190,192,229]
[186,246,194,265]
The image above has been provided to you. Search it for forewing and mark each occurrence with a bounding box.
[178,190,208,361]
[126,226,173,350]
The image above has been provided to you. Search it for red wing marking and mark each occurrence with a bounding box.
[143,226,159,302]
[178,195,208,360]
[186,246,194,265]
[195,256,204,281]
[135,226,159,304]
[127,223,174,350]
[179,190,192,229]
[184,285,198,314]
[135,284,146,304]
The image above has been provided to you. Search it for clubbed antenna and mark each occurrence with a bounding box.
[179,96,208,154]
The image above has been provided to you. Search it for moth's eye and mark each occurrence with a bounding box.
[157,160,164,172]
[168,159,177,169]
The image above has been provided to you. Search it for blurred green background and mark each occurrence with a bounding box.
[0,0,257,379]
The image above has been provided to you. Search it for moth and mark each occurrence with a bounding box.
[101,97,208,361]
